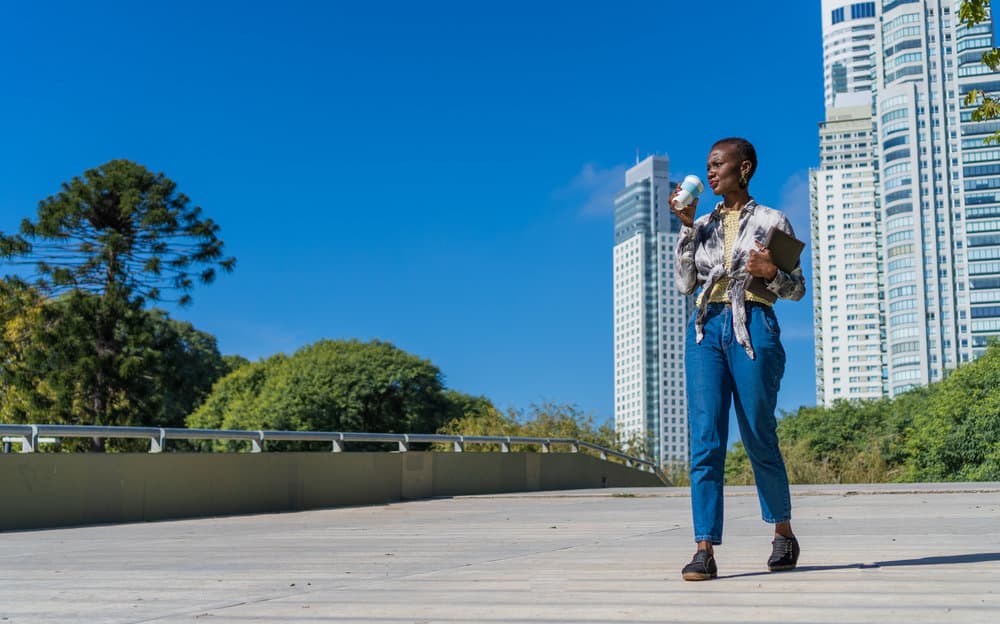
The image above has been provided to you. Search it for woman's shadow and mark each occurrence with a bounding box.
[722,552,1000,579]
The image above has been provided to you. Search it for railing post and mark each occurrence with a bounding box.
[332,438,343,452]
[251,431,263,453]
[570,441,579,453]
[541,440,551,453]
[398,435,410,452]
[600,450,608,460]
[149,428,165,453]
[19,426,38,453]
[501,437,511,453]
[453,436,464,453]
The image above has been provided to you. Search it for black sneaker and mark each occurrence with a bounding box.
[681,549,718,581]
[767,535,800,571]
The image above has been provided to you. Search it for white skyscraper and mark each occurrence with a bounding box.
[813,0,1000,402]
[874,0,1000,393]
[822,0,878,109]
[812,0,886,405]
[613,156,692,467]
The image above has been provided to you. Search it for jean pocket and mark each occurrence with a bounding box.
[762,309,780,336]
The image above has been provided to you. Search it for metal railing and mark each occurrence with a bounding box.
[0,424,661,475]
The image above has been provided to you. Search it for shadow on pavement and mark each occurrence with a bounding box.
[876,552,1000,566]
[721,552,1000,579]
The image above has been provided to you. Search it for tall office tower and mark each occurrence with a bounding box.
[812,105,887,404]
[822,0,878,108]
[814,0,1000,402]
[812,0,886,406]
[874,0,1000,394]
[613,156,692,467]
[957,5,1000,360]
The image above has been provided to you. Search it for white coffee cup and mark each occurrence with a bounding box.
[672,175,705,210]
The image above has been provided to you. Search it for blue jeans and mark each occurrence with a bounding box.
[685,302,791,545]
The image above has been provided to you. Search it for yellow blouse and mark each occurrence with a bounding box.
[696,210,773,306]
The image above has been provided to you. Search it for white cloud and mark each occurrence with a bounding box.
[553,162,627,218]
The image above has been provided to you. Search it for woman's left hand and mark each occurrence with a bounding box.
[747,240,778,281]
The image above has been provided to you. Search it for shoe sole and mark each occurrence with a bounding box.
[682,571,717,581]
[768,564,796,572]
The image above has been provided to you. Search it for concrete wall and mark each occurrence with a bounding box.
[0,452,664,531]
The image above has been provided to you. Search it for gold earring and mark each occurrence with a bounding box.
[739,171,749,188]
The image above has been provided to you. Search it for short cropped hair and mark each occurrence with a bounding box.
[712,137,757,180]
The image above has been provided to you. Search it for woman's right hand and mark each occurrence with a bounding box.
[669,184,697,227]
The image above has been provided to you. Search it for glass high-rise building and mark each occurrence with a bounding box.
[823,0,878,108]
[812,0,886,405]
[875,0,1000,391]
[812,0,1000,403]
[613,156,692,467]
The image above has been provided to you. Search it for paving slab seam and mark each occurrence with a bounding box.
[326,523,695,587]
[122,514,712,620]
[124,593,313,624]
[463,485,1000,501]
[1,485,996,623]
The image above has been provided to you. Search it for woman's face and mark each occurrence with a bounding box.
[706,143,749,196]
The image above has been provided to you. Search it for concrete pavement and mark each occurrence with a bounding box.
[1,482,998,623]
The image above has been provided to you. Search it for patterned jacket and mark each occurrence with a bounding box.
[674,198,806,359]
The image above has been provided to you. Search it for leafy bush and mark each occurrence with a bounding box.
[724,343,1000,484]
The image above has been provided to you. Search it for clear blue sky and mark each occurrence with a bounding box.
[0,1,824,427]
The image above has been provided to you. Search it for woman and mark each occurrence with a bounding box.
[672,137,805,581]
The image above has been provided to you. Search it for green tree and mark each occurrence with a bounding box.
[0,280,45,423]
[727,399,911,486]
[0,290,155,433]
[519,402,617,449]
[1,159,235,306]
[617,429,656,466]
[187,339,452,450]
[0,160,235,444]
[185,353,279,430]
[144,310,232,429]
[0,290,230,445]
[439,389,496,424]
[436,401,518,451]
[724,342,1000,484]
[437,401,621,454]
[960,0,1000,143]
[899,343,1000,481]
[221,354,251,373]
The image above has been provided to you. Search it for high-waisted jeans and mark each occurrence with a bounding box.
[685,302,791,545]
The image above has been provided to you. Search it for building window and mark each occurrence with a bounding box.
[851,2,875,19]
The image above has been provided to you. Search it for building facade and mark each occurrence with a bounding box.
[812,103,887,405]
[813,0,886,406]
[875,0,1000,392]
[813,0,1000,403]
[822,0,878,109]
[612,156,692,466]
